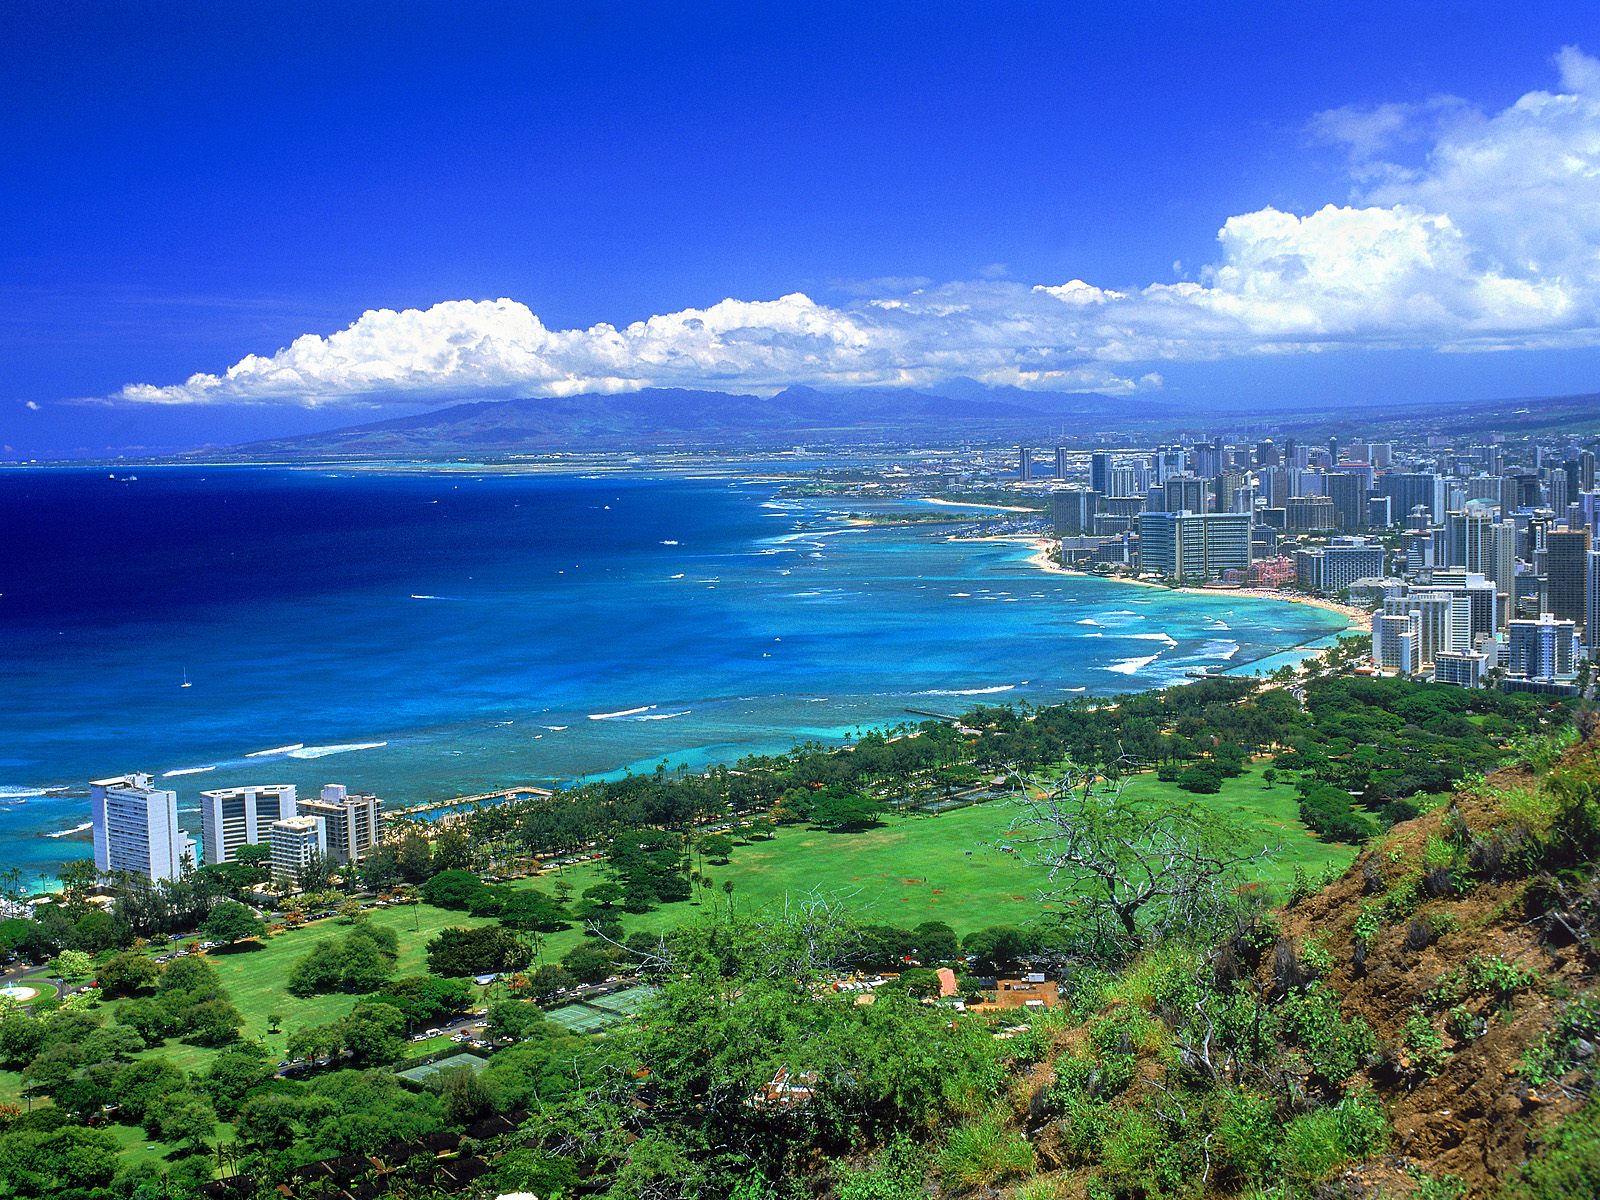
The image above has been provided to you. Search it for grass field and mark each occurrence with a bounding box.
[515,759,1355,950]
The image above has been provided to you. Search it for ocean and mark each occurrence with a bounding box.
[0,465,1347,885]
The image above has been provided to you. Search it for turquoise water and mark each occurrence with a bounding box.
[0,466,1347,883]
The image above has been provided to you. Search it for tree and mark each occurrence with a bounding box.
[425,925,532,977]
[912,920,960,964]
[235,842,274,877]
[487,999,550,1041]
[338,1000,407,1065]
[526,963,576,1002]
[1013,763,1273,961]
[50,949,94,983]
[499,890,569,932]
[146,1092,218,1153]
[200,1045,277,1118]
[203,900,265,946]
[236,1093,301,1152]
[432,1064,494,1124]
[810,791,888,831]
[697,833,734,863]
[432,829,474,873]
[56,860,100,915]
[95,949,159,997]
[421,869,489,910]
[963,925,1031,974]
[561,942,613,984]
[396,834,434,883]
[898,967,943,998]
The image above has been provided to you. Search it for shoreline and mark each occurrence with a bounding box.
[950,534,1370,634]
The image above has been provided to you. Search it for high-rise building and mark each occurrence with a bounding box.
[1382,591,1467,665]
[1445,508,1498,573]
[1371,610,1420,674]
[1054,446,1070,479]
[1090,450,1112,495]
[1285,495,1338,532]
[1325,471,1368,531]
[1293,538,1387,595]
[1016,447,1033,482]
[1367,495,1393,528]
[90,773,195,882]
[269,815,327,887]
[1162,476,1207,515]
[1052,488,1100,536]
[1506,613,1577,680]
[1546,528,1591,625]
[1415,570,1499,645]
[1586,550,1600,653]
[296,784,382,864]
[1433,650,1489,689]
[1382,473,1445,522]
[200,784,297,866]
[1136,511,1252,581]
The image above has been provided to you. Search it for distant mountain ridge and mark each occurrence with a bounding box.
[206,384,1161,458]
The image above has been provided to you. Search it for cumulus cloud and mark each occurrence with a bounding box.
[114,47,1600,407]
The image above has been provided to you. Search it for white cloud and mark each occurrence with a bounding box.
[113,47,1600,407]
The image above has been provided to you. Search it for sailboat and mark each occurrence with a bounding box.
[180,669,192,689]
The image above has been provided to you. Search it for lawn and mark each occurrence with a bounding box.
[513,760,1356,951]
[20,903,507,1092]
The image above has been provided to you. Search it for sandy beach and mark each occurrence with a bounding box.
[950,534,1371,633]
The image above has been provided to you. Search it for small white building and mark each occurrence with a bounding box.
[269,815,326,886]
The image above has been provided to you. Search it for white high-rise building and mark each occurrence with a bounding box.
[1381,591,1467,665]
[1507,613,1577,681]
[200,784,297,866]
[90,774,195,882]
[1372,610,1421,674]
[269,815,327,887]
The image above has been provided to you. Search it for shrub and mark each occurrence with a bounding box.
[1499,1093,1600,1199]
[1214,1089,1281,1185]
[1522,992,1600,1088]
[1281,1088,1388,1187]
[1278,984,1377,1088]
[938,1113,1034,1189]
[1402,1008,1449,1076]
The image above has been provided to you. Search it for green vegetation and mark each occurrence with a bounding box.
[0,675,1582,1199]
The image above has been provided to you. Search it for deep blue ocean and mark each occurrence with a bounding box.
[0,466,1346,885]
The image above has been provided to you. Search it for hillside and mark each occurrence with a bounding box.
[995,732,1600,1200]
[203,384,1148,458]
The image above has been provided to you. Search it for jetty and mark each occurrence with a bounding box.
[385,784,555,821]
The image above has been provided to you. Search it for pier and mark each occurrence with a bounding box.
[384,784,555,822]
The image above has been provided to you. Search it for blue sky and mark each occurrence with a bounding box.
[5,3,1600,454]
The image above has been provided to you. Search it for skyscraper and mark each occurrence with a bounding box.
[91,773,195,882]
[1506,614,1577,680]
[1017,447,1033,481]
[1325,471,1368,531]
[1546,528,1592,625]
[1586,550,1600,650]
[200,784,298,866]
[1090,450,1112,494]
[1136,512,1251,581]
[296,784,382,863]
